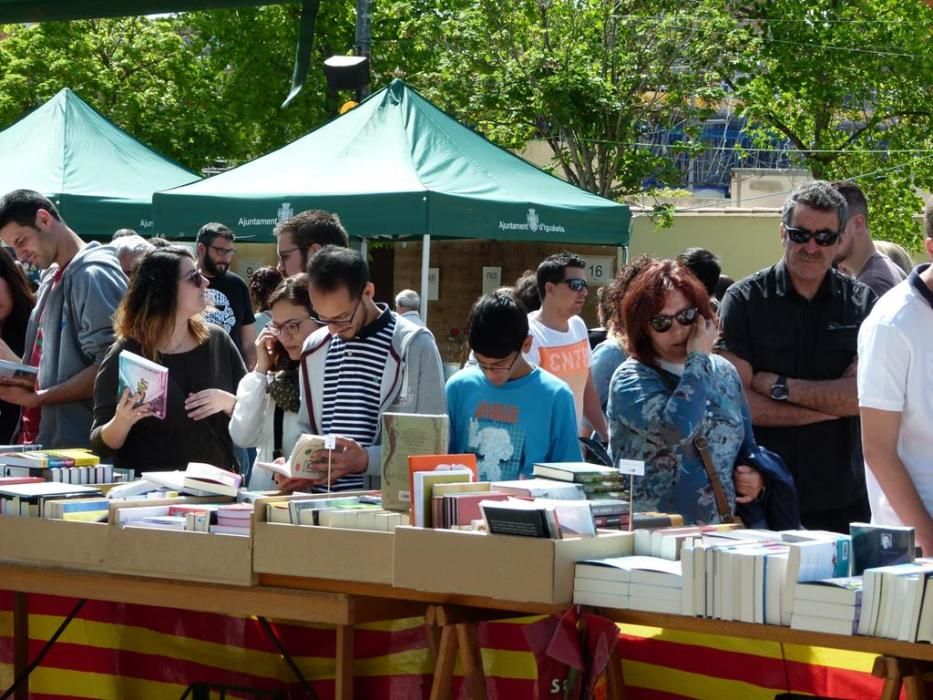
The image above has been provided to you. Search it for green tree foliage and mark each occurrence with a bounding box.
[724,0,933,249]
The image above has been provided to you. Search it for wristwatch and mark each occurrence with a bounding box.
[770,375,789,401]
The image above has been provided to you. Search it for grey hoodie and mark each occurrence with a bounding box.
[22,242,127,447]
[298,308,446,488]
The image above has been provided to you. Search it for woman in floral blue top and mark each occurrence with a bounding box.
[607,259,763,525]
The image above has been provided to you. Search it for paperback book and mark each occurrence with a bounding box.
[118,350,168,419]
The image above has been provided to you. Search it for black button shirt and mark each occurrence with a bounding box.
[717,261,877,515]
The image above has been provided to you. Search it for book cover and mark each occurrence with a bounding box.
[118,350,169,420]
[407,453,478,522]
[440,491,511,528]
[491,478,587,500]
[413,468,473,527]
[480,500,556,538]
[44,449,100,467]
[0,358,38,382]
[532,462,620,483]
[794,576,863,606]
[0,450,74,469]
[850,522,916,575]
[381,413,450,512]
[182,462,242,497]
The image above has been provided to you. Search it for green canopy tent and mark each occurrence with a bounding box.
[0,88,199,238]
[153,79,630,317]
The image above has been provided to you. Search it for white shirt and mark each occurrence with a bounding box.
[857,274,933,525]
[525,311,592,428]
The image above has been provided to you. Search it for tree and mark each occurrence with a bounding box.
[723,0,933,249]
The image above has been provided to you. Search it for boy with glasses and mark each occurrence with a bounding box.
[446,292,579,480]
[526,252,608,443]
[196,222,257,370]
[283,246,445,492]
[718,180,877,533]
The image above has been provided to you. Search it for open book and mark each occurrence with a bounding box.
[118,350,168,419]
[0,358,38,382]
[254,434,330,480]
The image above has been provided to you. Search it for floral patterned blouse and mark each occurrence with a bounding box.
[607,351,754,525]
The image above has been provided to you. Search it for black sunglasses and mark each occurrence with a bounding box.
[785,225,841,247]
[650,306,698,333]
[560,278,588,292]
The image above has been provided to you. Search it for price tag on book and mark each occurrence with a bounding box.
[617,458,645,476]
[323,434,337,451]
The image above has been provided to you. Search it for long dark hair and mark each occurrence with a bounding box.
[0,247,35,337]
[114,246,209,361]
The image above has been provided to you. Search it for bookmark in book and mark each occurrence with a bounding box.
[618,459,645,532]
[324,434,336,494]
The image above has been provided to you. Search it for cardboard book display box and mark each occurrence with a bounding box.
[252,493,395,585]
[393,527,635,605]
[106,498,254,586]
[0,517,109,570]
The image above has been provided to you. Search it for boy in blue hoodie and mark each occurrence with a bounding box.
[446,291,580,481]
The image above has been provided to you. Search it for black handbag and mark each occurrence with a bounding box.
[735,443,802,530]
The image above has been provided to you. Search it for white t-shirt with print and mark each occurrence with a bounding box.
[857,276,933,525]
[525,311,592,428]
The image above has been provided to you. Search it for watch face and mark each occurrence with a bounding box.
[770,384,789,400]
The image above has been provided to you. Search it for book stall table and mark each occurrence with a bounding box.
[0,562,426,700]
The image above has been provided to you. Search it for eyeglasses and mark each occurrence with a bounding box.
[268,315,312,337]
[784,225,841,247]
[208,244,237,258]
[649,306,698,333]
[180,269,205,287]
[476,352,520,375]
[309,298,362,327]
[559,278,588,292]
[277,246,300,263]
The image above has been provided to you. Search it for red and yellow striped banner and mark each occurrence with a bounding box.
[0,592,896,699]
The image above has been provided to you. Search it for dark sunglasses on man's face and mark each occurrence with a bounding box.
[650,306,698,333]
[784,225,841,247]
[560,278,588,292]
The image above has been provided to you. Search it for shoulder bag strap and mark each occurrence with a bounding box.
[272,405,285,460]
[694,436,735,523]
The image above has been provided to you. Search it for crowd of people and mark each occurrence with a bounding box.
[0,180,929,547]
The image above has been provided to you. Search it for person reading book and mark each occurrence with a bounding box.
[285,246,445,492]
[230,274,316,489]
[0,248,35,442]
[90,246,245,471]
[445,291,580,481]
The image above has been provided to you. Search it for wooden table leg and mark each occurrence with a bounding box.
[456,623,487,700]
[429,624,458,700]
[334,624,354,700]
[13,591,27,700]
[873,656,905,700]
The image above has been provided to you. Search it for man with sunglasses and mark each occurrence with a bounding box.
[526,252,608,444]
[718,181,877,533]
[274,209,349,277]
[0,189,127,448]
[288,246,445,491]
[196,222,257,371]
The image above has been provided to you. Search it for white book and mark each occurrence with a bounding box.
[860,561,933,637]
[916,577,933,643]
[763,552,789,626]
[574,577,630,595]
[681,539,696,617]
[781,535,852,626]
[897,572,933,641]
[115,505,171,525]
[793,599,860,621]
[573,590,629,608]
[790,613,858,636]
[628,596,682,614]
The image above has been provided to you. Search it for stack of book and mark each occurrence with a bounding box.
[266,495,385,526]
[859,560,933,640]
[574,556,683,613]
[44,496,113,522]
[791,577,863,636]
[0,448,111,484]
[141,462,242,498]
[0,482,102,517]
[210,503,253,536]
[532,462,626,500]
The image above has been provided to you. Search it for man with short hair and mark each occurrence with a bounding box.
[196,222,256,370]
[0,189,127,447]
[446,291,579,481]
[110,233,154,277]
[832,181,906,296]
[274,209,349,276]
[718,181,877,533]
[857,196,933,554]
[526,252,607,442]
[394,289,425,327]
[289,246,445,491]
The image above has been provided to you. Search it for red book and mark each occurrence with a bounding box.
[0,476,45,486]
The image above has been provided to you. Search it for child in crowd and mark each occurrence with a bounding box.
[445,291,580,481]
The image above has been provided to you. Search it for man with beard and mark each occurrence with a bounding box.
[525,252,607,444]
[717,181,877,533]
[196,223,256,370]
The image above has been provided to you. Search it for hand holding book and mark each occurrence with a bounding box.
[280,436,367,491]
[115,387,155,425]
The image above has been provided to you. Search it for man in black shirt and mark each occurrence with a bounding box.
[717,181,877,533]
[197,223,256,370]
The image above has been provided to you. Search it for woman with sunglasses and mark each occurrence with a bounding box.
[607,259,762,525]
[229,274,316,490]
[90,246,246,471]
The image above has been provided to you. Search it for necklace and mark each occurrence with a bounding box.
[163,332,188,354]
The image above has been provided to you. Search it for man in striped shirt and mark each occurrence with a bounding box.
[289,246,446,491]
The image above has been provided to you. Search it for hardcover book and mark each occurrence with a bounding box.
[118,350,169,420]
[850,522,916,575]
[380,413,450,512]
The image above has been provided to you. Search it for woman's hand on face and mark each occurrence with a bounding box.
[253,327,278,374]
[734,464,764,504]
[185,389,237,420]
[686,314,718,356]
[115,387,153,426]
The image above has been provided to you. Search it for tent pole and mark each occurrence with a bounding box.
[618,245,629,269]
[420,234,431,324]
